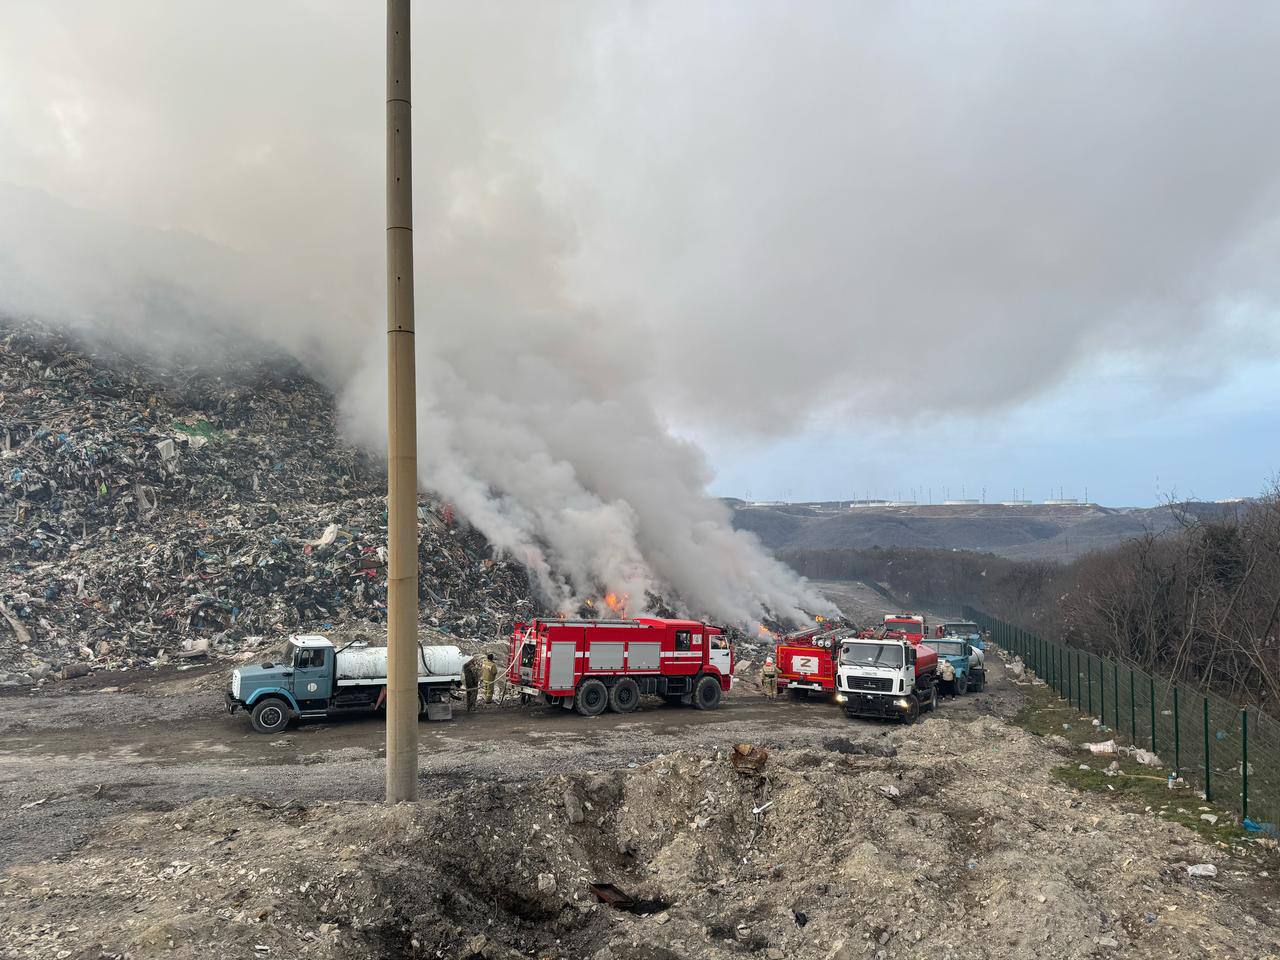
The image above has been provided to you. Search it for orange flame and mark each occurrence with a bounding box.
[757,623,774,637]
[815,615,827,623]
[603,592,628,615]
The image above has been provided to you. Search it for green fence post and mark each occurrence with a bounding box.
[1113,664,1119,733]
[1149,676,1157,754]
[1129,667,1136,742]
[1068,649,1074,706]
[1241,709,1248,823]
[1099,659,1106,727]
[1173,685,1180,775]
[1203,696,1211,802]
[1087,656,1093,714]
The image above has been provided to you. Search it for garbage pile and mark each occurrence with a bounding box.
[0,319,539,684]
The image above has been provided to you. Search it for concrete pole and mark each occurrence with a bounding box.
[385,0,419,803]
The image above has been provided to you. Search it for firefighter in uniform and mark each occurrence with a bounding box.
[480,653,500,704]
[761,657,778,699]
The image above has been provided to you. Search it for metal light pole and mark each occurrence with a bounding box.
[385,0,419,803]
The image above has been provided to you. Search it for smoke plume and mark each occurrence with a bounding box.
[4,2,1280,620]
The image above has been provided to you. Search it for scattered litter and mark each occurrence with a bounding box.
[730,743,769,776]
[1200,814,1218,825]
[1085,740,1117,755]
[1186,864,1217,878]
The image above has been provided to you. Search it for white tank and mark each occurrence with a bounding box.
[335,643,467,681]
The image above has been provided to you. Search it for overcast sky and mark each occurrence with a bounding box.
[2,0,1279,511]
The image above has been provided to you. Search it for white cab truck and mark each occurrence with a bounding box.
[834,635,939,723]
[226,634,467,733]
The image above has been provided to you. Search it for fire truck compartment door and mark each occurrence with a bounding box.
[549,642,577,689]
[590,642,624,671]
[628,642,661,670]
[710,646,732,677]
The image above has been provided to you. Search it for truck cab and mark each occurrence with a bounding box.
[928,636,985,694]
[835,636,938,723]
[883,614,927,643]
[229,636,336,723]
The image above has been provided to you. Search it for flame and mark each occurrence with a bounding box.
[603,592,628,615]
[815,615,827,623]
[757,623,774,637]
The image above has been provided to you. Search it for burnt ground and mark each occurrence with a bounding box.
[3,649,1280,960]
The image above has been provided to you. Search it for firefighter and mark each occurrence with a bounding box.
[479,653,500,704]
[761,657,778,699]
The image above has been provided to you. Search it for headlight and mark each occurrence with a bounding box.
[894,697,910,709]
[835,694,847,703]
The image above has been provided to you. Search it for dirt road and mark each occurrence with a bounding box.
[0,653,1011,867]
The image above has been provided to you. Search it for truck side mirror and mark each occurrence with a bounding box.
[906,647,916,665]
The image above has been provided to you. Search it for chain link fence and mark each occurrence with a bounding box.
[963,607,1280,833]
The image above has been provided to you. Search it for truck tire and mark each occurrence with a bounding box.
[418,691,428,716]
[922,682,938,713]
[693,675,723,711]
[901,696,920,725]
[971,671,985,693]
[955,673,969,696]
[575,678,609,717]
[250,698,291,734]
[609,677,641,713]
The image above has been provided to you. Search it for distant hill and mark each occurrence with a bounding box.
[729,499,1238,562]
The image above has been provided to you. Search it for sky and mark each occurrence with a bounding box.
[0,1,1278,619]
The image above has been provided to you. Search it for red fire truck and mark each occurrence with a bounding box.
[774,627,848,700]
[883,613,927,642]
[507,617,733,716]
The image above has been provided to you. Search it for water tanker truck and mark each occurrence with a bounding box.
[226,634,467,733]
[835,634,938,723]
[928,635,985,694]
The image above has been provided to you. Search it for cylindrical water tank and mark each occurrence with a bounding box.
[335,643,466,681]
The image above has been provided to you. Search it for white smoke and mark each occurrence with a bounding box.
[4,2,1280,621]
[0,2,833,626]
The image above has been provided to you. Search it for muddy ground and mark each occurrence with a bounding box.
[3,648,1280,960]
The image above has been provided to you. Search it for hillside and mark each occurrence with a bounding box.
[730,499,1232,562]
[0,319,537,684]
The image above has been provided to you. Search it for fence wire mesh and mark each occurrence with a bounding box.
[966,608,1279,832]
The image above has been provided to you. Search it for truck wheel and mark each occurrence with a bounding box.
[250,698,291,734]
[609,678,641,713]
[901,697,920,725]
[923,683,938,713]
[955,673,969,696]
[418,691,429,716]
[575,678,609,717]
[972,671,985,692]
[693,675,723,711]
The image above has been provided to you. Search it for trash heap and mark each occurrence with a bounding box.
[0,319,539,685]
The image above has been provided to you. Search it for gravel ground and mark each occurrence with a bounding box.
[2,652,1279,960]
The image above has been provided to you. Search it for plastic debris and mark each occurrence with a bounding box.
[1186,863,1217,878]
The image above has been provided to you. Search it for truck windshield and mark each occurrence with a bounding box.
[932,641,968,657]
[885,621,922,635]
[841,642,903,667]
[943,623,978,635]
